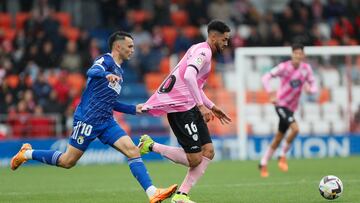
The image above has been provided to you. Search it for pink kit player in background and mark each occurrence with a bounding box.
[259,43,317,178]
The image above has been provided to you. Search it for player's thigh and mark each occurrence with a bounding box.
[112,136,140,158]
[289,121,299,133]
[99,121,139,158]
[98,120,127,146]
[275,106,294,133]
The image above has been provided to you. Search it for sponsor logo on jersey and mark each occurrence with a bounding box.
[108,81,121,94]
[290,79,301,88]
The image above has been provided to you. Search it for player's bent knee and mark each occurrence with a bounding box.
[202,149,215,160]
[58,159,77,169]
[57,155,78,169]
[188,156,202,167]
[124,145,141,158]
[292,126,299,134]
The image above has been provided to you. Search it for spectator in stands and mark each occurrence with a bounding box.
[267,23,285,46]
[19,44,40,73]
[80,38,100,74]
[152,0,171,26]
[134,42,162,75]
[53,71,70,105]
[245,26,263,46]
[32,71,52,106]
[186,0,209,26]
[131,24,152,50]
[150,25,165,49]
[231,0,251,25]
[37,40,58,69]
[278,6,295,42]
[23,89,36,112]
[324,0,345,22]
[208,0,232,25]
[332,16,355,40]
[60,41,82,72]
[24,60,40,82]
[43,90,64,114]
[29,105,53,137]
[0,93,14,114]
[311,0,324,22]
[18,0,34,12]
[10,100,30,138]
[174,29,192,54]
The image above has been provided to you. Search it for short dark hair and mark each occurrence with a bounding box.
[207,20,230,34]
[291,43,304,51]
[108,31,133,50]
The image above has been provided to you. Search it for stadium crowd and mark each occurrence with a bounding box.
[0,0,359,139]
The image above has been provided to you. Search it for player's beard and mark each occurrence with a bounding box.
[215,42,222,54]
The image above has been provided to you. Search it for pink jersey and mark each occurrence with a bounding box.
[262,60,317,112]
[143,42,214,116]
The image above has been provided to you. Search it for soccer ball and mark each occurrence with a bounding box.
[319,175,343,200]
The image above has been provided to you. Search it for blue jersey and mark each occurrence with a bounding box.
[74,53,136,125]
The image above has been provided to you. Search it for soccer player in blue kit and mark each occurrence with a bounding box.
[10,31,177,203]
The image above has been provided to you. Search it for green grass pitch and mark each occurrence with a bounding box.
[1,156,359,203]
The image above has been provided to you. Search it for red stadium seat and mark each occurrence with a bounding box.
[0,13,12,28]
[171,10,188,27]
[129,10,150,24]
[7,113,29,138]
[159,57,170,73]
[144,73,167,93]
[29,116,54,138]
[15,12,30,30]
[5,75,19,88]
[326,39,340,46]
[66,73,85,96]
[53,12,71,27]
[161,26,178,48]
[1,27,16,41]
[183,26,199,39]
[318,88,330,104]
[62,27,80,41]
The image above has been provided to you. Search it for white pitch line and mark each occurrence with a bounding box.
[1,179,359,196]
[197,179,360,188]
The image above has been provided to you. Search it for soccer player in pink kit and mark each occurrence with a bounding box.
[138,20,232,203]
[259,43,317,178]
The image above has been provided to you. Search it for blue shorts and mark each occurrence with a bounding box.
[69,119,127,151]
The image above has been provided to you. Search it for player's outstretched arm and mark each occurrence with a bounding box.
[211,105,232,125]
[113,102,136,115]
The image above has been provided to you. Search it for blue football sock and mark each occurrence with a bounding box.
[32,150,63,166]
[128,157,153,191]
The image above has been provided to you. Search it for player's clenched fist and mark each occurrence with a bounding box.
[106,74,120,82]
[136,103,144,114]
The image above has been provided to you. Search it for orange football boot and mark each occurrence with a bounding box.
[10,143,32,170]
